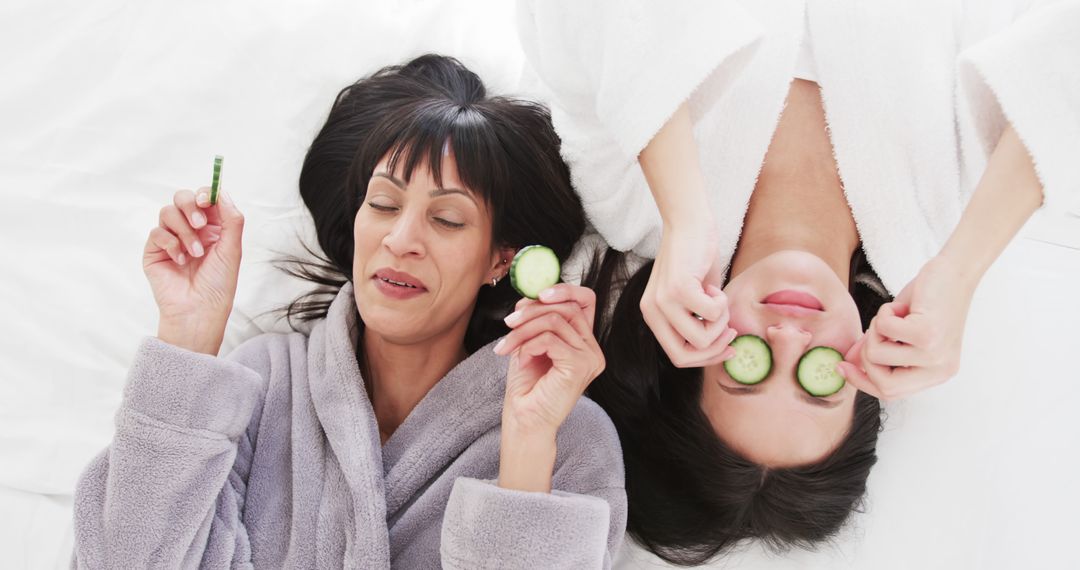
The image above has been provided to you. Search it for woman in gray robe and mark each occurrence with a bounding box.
[71,54,626,569]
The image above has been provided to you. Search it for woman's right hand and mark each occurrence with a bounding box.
[143,187,245,355]
[639,226,737,368]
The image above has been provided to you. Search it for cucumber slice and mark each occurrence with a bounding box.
[797,346,845,397]
[723,335,772,385]
[210,155,223,205]
[509,245,561,299]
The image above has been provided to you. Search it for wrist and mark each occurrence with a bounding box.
[498,421,558,493]
[157,314,227,356]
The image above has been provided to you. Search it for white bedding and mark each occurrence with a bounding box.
[2,2,1077,568]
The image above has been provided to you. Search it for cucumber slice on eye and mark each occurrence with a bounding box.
[210,155,223,205]
[797,346,846,397]
[509,245,561,299]
[723,334,772,385]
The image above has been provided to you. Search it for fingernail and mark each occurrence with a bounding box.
[493,338,506,353]
[196,192,210,207]
[191,241,204,258]
[836,363,847,378]
[504,311,522,326]
[539,289,554,301]
[177,253,186,265]
[191,211,206,228]
[721,347,736,360]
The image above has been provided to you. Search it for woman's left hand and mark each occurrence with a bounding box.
[838,256,978,401]
[494,283,606,436]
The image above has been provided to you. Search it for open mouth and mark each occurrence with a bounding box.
[379,277,418,289]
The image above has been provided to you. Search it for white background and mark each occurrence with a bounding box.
[1,1,1078,568]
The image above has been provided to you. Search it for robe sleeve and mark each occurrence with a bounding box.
[440,399,627,569]
[70,335,270,569]
[515,0,762,257]
[957,0,1080,215]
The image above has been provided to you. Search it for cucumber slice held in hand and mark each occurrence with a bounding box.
[210,155,223,205]
[797,346,846,397]
[723,334,772,385]
[509,245,561,299]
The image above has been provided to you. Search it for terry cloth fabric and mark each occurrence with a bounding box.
[517,0,1080,294]
[70,281,626,568]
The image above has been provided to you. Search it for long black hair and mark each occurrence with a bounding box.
[583,246,890,566]
[266,54,585,352]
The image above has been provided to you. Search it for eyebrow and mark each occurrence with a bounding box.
[371,172,477,204]
[716,381,843,409]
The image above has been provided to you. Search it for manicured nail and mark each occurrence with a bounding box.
[539,289,555,300]
[504,311,522,326]
[835,363,847,378]
[191,241,204,258]
[191,211,206,228]
[721,347,736,361]
[493,338,506,353]
[177,253,186,265]
[196,192,210,207]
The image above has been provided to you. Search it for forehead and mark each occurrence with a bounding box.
[703,380,854,467]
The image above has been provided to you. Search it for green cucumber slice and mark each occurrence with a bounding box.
[509,245,561,299]
[210,155,223,205]
[723,334,772,385]
[797,346,845,397]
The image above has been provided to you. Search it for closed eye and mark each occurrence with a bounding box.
[367,202,397,212]
[434,217,465,229]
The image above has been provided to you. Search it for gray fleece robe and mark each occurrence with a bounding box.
[71,281,627,568]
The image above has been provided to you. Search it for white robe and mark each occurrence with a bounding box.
[517,0,1080,293]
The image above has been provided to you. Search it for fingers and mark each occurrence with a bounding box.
[675,328,738,368]
[497,304,593,356]
[836,362,884,400]
[529,283,598,327]
[862,337,920,368]
[504,300,592,339]
[516,329,605,386]
[159,203,206,259]
[174,189,207,231]
[643,305,736,368]
[145,226,188,266]
[193,186,244,254]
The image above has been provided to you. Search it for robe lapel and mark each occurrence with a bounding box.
[307,281,392,568]
[380,341,508,518]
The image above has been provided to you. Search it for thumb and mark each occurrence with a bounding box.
[211,189,245,253]
[837,361,883,400]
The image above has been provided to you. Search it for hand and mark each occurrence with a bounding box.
[640,226,737,367]
[838,257,977,401]
[144,187,245,354]
[493,284,606,436]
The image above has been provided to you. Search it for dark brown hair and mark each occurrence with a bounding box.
[268,54,585,352]
[583,247,889,566]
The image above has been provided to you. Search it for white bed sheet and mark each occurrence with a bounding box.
[2,2,1077,569]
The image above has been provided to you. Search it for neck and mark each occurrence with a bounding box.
[730,79,860,283]
[730,181,859,285]
[362,321,469,444]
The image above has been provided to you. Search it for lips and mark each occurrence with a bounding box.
[763,290,823,309]
[762,290,824,316]
[373,268,427,291]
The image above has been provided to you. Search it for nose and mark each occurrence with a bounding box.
[382,210,426,258]
[765,324,813,355]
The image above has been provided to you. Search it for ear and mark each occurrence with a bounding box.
[490,245,517,278]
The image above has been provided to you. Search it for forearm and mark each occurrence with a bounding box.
[497,423,557,493]
[938,124,1044,286]
[638,103,713,231]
